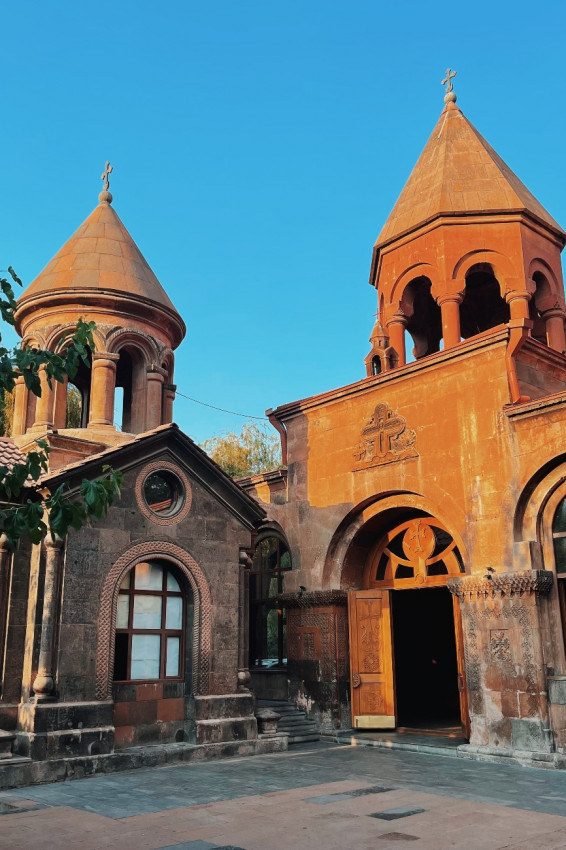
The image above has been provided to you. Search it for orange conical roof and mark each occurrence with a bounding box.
[16,198,185,346]
[375,102,565,250]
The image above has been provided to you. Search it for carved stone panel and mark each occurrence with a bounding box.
[353,402,417,470]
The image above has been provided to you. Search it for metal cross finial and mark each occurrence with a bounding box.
[101,161,113,192]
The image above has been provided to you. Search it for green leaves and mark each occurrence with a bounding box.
[0,268,122,549]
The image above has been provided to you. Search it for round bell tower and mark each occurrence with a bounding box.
[12,165,185,456]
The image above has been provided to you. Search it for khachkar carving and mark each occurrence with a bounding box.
[448,570,554,600]
[353,402,417,471]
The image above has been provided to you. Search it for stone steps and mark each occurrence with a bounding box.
[0,731,15,760]
[257,700,319,744]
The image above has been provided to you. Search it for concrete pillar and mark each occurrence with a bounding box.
[32,367,55,431]
[11,376,27,436]
[386,316,408,367]
[438,294,463,349]
[88,353,118,428]
[32,535,64,700]
[543,308,566,353]
[146,369,165,430]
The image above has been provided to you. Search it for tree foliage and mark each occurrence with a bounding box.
[0,267,123,548]
[65,384,82,428]
[200,422,282,479]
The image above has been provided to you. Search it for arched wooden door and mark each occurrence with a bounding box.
[348,516,469,733]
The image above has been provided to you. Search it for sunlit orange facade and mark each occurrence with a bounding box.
[243,99,566,763]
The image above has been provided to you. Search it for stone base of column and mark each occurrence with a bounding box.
[15,700,114,761]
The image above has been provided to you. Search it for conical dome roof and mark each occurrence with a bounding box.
[15,199,185,347]
[375,102,566,250]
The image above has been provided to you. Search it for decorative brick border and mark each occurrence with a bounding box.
[96,542,211,700]
[135,461,192,526]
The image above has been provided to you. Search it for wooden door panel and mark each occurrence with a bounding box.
[452,595,470,738]
[349,589,395,729]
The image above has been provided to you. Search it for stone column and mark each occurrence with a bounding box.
[88,353,118,428]
[32,367,55,431]
[237,549,252,692]
[32,535,64,701]
[53,375,68,429]
[506,290,531,322]
[543,307,566,353]
[0,534,10,696]
[386,314,408,367]
[438,293,463,349]
[11,375,27,435]
[162,383,177,425]
[146,368,165,430]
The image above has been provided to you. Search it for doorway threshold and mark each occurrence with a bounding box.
[321,729,467,759]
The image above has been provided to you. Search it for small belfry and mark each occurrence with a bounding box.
[11,164,186,465]
[366,70,566,371]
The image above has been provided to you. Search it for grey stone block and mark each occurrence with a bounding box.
[548,677,566,705]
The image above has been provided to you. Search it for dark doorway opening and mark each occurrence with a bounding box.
[392,587,461,733]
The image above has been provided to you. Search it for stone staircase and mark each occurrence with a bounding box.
[0,731,14,760]
[257,700,319,744]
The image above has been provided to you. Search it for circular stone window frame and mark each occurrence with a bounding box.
[135,461,192,525]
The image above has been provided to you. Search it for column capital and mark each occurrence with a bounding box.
[542,305,566,320]
[92,352,120,364]
[436,291,463,306]
[505,289,532,305]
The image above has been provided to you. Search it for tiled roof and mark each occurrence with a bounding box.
[375,103,565,249]
[0,438,27,470]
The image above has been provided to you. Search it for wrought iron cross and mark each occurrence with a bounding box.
[442,68,456,94]
[101,161,113,192]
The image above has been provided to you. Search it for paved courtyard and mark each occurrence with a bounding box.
[2,742,566,849]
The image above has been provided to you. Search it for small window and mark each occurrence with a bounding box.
[249,536,292,668]
[114,561,184,682]
[143,471,184,517]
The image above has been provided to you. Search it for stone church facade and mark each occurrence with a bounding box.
[3,84,566,786]
[243,91,566,766]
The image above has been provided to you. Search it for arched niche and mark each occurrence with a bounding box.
[459,262,510,338]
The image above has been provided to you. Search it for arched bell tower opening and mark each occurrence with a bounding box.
[403,276,442,360]
[460,263,510,338]
[115,347,147,434]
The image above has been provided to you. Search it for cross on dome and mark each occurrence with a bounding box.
[442,68,457,104]
[99,161,114,204]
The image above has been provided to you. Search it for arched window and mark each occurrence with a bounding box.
[249,536,291,668]
[365,516,465,589]
[552,498,566,655]
[114,561,185,682]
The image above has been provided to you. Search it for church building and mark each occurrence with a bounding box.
[243,79,566,766]
[0,170,286,788]
[3,76,566,784]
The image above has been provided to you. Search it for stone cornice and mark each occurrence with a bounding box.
[278,590,348,609]
[448,570,554,600]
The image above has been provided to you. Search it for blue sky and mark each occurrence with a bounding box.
[3,1,566,443]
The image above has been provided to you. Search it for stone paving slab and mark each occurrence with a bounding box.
[1,743,566,848]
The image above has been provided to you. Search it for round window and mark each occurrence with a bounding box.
[143,470,184,517]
